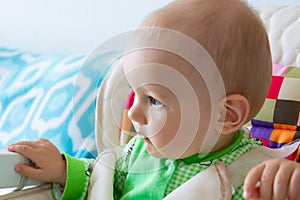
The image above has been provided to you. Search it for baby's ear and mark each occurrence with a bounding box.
[218,94,250,135]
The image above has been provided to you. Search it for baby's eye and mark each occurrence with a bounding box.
[149,96,163,107]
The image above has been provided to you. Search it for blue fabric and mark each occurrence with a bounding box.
[0,47,116,158]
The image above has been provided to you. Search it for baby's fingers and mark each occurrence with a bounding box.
[243,163,265,199]
[7,143,36,160]
[8,140,40,150]
[288,166,300,200]
[259,162,279,200]
[14,164,45,182]
[273,162,293,200]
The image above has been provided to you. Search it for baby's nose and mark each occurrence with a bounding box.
[127,101,147,125]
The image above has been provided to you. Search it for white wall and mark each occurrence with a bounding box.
[0,0,172,54]
[0,0,299,54]
[248,0,300,6]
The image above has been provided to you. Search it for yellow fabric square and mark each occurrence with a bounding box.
[278,78,300,101]
[285,67,300,78]
[254,99,275,122]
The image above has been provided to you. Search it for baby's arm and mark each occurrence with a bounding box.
[243,158,300,200]
[7,138,66,186]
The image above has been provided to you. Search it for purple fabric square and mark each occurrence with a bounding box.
[251,119,274,128]
[251,126,273,140]
[268,141,284,148]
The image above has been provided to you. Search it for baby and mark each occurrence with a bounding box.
[7,0,300,199]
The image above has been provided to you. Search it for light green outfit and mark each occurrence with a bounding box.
[53,130,261,200]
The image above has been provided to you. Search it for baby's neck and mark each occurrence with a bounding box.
[210,132,237,153]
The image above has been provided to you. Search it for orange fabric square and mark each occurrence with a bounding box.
[269,129,296,143]
[274,123,297,131]
[121,110,132,131]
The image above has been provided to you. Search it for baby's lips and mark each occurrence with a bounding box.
[137,133,146,139]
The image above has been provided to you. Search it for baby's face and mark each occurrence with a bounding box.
[128,81,182,159]
[123,49,213,159]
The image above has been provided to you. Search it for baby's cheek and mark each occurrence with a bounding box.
[156,126,178,148]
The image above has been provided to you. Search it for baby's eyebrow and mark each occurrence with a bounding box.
[147,87,172,102]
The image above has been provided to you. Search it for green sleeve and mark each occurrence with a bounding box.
[52,154,94,200]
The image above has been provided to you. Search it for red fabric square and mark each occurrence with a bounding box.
[257,138,269,147]
[125,91,135,109]
[267,76,284,99]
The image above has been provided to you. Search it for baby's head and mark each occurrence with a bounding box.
[122,0,271,158]
[140,0,272,121]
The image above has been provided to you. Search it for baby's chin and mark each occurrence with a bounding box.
[145,143,187,159]
[144,143,168,158]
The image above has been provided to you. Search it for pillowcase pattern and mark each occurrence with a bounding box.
[0,47,115,158]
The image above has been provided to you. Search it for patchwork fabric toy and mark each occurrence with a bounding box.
[251,64,300,162]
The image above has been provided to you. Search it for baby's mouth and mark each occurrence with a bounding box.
[138,134,151,143]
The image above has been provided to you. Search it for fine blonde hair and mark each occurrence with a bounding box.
[140,0,272,120]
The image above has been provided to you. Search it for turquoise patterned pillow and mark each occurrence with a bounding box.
[0,47,115,158]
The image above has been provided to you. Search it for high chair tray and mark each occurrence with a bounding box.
[0,150,43,189]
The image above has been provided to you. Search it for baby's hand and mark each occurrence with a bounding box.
[7,138,66,186]
[243,158,300,200]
